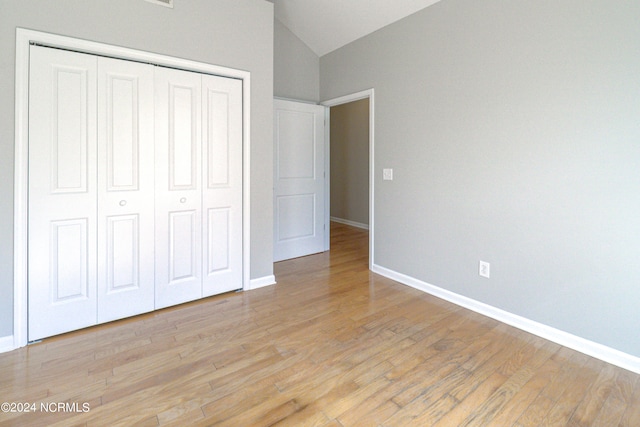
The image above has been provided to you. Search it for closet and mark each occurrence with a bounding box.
[28,45,243,341]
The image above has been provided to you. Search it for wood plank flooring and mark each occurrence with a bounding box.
[1,221,639,426]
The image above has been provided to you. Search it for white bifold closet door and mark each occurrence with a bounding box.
[28,46,156,339]
[154,67,204,308]
[28,47,100,340]
[154,68,243,309]
[28,45,243,341]
[200,74,243,298]
[96,56,156,324]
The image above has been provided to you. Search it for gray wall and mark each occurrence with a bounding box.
[320,0,640,357]
[274,18,319,102]
[330,99,369,226]
[0,0,274,338]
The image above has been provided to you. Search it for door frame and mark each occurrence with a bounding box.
[13,28,252,349]
[321,89,375,269]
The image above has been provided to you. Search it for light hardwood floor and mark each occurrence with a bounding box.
[1,222,639,426]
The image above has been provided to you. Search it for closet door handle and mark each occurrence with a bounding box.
[119,200,127,207]
[180,197,187,204]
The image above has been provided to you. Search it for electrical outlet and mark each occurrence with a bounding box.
[383,168,393,181]
[479,261,490,279]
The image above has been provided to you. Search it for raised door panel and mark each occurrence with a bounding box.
[50,220,91,300]
[170,86,198,189]
[206,208,231,272]
[169,210,199,282]
[273,99,326,262]
[201,75,243,296]
[28,46,98,340]
[155,67,203,308]
[97,57,155,323]
[276,194,316,241]
[277,111,316,180]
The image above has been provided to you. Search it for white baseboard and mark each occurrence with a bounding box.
[330,217,369,230]
[0,335,15,353]
[248,275,276,290]
[371,263,640,375]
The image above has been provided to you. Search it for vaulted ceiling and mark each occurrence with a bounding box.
[267,0,443,57]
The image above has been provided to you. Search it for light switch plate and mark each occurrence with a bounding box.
[479,261,490,278]
[383,168,393,181]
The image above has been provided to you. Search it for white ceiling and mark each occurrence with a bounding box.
[268,0,443,57]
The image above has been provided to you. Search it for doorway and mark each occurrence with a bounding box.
[322,89,375,269]
[329,98,370,230]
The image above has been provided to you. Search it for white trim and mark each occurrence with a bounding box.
[330,217,369,230]
[322,89,373,107]
[322,89,375,270]
[14,28,251,350]
[144,0,174,8]
[248,275,277,290]
[371,263,640,375]
[0,336,15,353]
[241,65,252,296]
[273,96,319,105]
[323,108,331,251]
[14,28,31,350]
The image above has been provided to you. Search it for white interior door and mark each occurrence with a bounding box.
[28,46,98,341]
[154,66,203,309]
[96,57,156,323]
[201,75,243,296]
[273,99,326,262]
